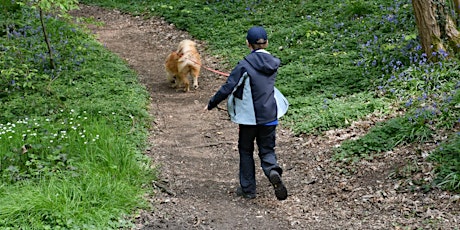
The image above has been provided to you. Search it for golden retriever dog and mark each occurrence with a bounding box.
[164,39,201,92]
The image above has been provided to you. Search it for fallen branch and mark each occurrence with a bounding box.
[179,141,236,149]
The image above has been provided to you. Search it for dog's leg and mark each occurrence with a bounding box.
[167,72,178,89]
[183,78,190,92]
[191,68,200,90]
[167,72,176,84]
[177,72,189,92]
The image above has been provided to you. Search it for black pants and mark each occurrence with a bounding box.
[238,124,282,194]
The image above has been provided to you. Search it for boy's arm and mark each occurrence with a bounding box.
[207,64,246,110]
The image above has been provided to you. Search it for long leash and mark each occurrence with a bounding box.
[200,64,230,77]
[176,51,230,77]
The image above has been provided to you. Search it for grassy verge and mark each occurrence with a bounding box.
[0,5,154,228]
[429,134,460,191]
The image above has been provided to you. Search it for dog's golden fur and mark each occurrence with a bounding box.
[165,51,180,83]
[164,39,201,92]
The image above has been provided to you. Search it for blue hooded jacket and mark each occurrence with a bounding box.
[208,49,285,125]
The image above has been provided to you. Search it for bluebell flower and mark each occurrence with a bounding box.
[388,75,395,82]
[405,98,413,107]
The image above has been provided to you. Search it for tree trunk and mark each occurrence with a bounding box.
[445,1,460,52]
[412,0,460,59]
[39,7,56,70]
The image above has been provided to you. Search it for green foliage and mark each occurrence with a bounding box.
[0,0,21,35]
[284,92,389,134]
[334,115,434,161]
[429,134,460,192]
[13,0,80,70]
[0,0,20,11]
[341,0,377,19]
[0,6,154,228]
[0,6,94,102]
[17,0,80,17]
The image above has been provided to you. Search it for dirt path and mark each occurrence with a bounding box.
[75,5,459,229]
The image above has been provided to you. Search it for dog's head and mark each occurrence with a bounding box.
[172,51,180,58]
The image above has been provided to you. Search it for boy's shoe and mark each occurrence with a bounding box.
[269,170,288,200]
[236,187,256,199]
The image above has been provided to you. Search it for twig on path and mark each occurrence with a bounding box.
[152,180,176,196]
[216,105,227,112]
[179,141,236,149]
[193,216,201,227]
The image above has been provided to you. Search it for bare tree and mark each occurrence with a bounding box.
[17,0,79,70]
[412,0,460,59]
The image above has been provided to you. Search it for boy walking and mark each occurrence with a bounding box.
[204,26,288,200]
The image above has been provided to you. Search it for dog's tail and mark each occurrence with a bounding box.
[177,52,229,77]
[178,54,201,67]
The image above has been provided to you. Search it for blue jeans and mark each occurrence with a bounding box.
[238,124,282,194]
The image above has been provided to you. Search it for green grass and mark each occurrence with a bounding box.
[1,5,154,228]
[285,92,389,134]
[334,115,434,161]
[429,134,460,191]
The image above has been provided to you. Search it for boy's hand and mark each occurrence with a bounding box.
[203,105,209,112]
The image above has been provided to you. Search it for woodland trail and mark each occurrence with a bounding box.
[75,5,460,230]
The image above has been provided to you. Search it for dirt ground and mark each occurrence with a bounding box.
[74,5,460,229]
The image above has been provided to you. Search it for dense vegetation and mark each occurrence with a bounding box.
[1,1,154,228]
[1,0,459,228]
